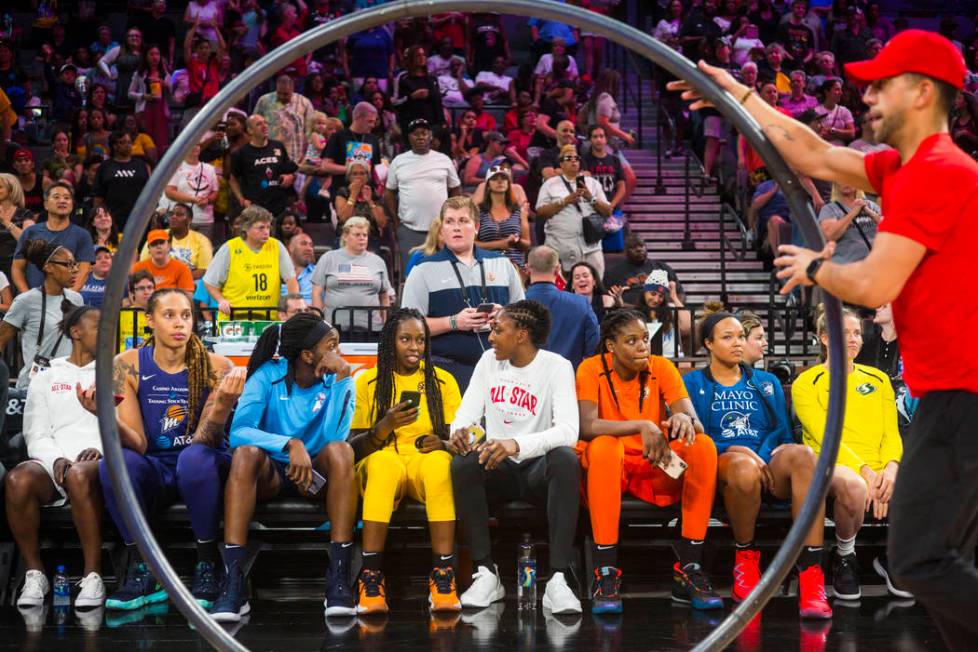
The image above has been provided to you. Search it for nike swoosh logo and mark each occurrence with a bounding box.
[341,542,353,548]
[441,278,452,284]
[279,396,289,400]
[141,375,156,381]
[439,555,453,561]
[596,545,615,550]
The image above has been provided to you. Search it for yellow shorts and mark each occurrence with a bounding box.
[355,448,455,523]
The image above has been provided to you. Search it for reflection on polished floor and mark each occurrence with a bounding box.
[0,592,944,651]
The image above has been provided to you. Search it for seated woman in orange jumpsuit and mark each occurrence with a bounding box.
[576,309,720,614]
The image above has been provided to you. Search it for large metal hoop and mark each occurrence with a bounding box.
[94,2,847,649]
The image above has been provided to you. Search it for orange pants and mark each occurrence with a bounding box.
[578,434,718,544]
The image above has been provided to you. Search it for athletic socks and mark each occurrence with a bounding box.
[330,541,354,566]
[835,535,856,557]
[797,546,824,570]
[224,544,247,570]
[361,551,383,572]
[432,552,455,570]
[679,538,706,570]
[197,539,219,565]
[595,543,619,569]
[735,540,756,551]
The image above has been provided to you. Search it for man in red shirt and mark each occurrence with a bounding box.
[672,30,977,649]
[131,230,195,295]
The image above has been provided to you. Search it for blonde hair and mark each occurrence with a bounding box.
[0,173,25,209]
[410,216,443,257]
[308,111,329,137]
[738,310,762,336]
[438,195,478,223]
[829,183,866,204]
[340,215,371,246]
[814,302,859,362]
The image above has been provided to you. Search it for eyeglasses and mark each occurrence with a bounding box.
[561,156,581,162]
[49,260,80,269]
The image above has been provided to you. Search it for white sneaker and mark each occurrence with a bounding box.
[17,570,50,607]
[542,572,582,614]
[75,572,106,607]
[459,565,505,609]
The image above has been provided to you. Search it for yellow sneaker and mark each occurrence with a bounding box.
[428,567,462,612]
[356,569,388,615]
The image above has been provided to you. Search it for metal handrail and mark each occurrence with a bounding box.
[717,201,748,305]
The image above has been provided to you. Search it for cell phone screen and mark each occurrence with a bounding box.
[476,303,494,313]
[400,391,422,409]
[576,176,586,189]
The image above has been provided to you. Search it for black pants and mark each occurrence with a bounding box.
[888,390,978,652]
[451,446,580,572]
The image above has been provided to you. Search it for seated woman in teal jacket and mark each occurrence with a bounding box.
[683,310,832,621]
[210,313,358,623]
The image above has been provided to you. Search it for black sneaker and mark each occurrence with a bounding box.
[105,561,168,611]
[872,555,913,599]
[832,551,861,600]
[191,560,222,608]
[671,563,723,610]
[210,560,250,623]
[591,566,623,614]
[324,555,356,617]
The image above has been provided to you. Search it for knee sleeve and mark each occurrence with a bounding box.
[359,450,407,524]
[414,451,455,522]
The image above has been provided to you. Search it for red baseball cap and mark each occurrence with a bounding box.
[844,29,967,90]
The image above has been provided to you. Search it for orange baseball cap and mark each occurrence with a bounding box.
[147,229,170,244]
[844,29,966,90]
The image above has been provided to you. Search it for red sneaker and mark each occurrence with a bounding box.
[798,565,833,619]
[731,549,761,603]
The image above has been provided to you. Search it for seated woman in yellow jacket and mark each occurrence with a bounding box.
[793,307,907,602]
[349,308,463,616]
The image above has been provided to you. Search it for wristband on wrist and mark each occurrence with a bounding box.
[806,257,826,284]
[740,88,754,105]
[449,314,458,331]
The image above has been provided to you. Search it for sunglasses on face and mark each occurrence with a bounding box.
[561,156,581,162]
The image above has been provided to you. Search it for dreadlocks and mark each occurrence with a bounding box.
[141,289,216,435]
[596,309,651,412]
[500,299,551,348]
[372,308,447,450]
[247,312,337,394]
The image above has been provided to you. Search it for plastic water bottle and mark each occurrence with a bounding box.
[517,534,537,610]
[53,566,71,607]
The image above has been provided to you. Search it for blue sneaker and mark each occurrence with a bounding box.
[106,562,168,611]
[324,556,356,617]
[591,566,623,614]
[191,561,222,609]
[210,561,250,623]
[671,562,723,610]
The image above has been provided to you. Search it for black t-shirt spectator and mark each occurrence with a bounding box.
[832,27,872,66]
[394,74,444,130]
[776,22,816,65]
[582,151,624,198]
[22,181,44,218]
[93,158,151,230]
[603,258,682,306]
[679,8,723,58]
[748,8,782,44]
[231,139,298,217]
[469,13,507,73]
[130,14,176,56]
[323,128,383,197]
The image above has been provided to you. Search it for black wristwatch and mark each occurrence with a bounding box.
[806,257,825,284]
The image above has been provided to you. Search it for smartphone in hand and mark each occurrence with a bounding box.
[475,303,494,314]
[306,470,327,496]
[657,450,688,479]
[400,390,422,410]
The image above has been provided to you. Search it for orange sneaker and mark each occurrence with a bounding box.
[428,567,462,612]
[798,565,833,620]
[356,569,388,615]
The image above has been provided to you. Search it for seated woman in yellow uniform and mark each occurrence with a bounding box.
[793,306,907,602]
[349,308,463,615]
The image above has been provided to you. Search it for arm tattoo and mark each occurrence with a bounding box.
[193,407,225,447]
[113,358,138,396]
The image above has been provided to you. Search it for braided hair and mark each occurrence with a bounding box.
[371,308,448,450]
[141,289,216,435]
[500,299,551,348]
[596,309,651,412]
[247,313,337,394]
